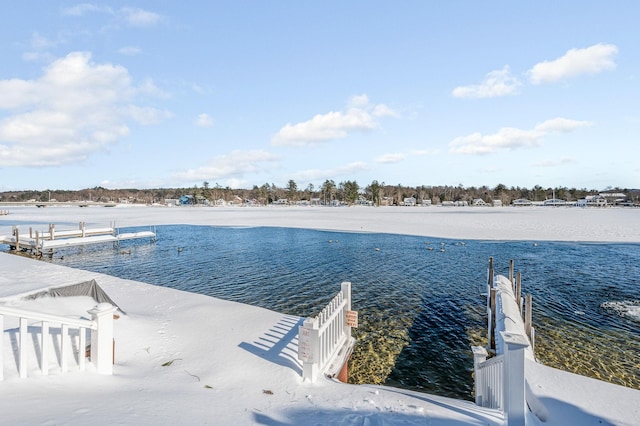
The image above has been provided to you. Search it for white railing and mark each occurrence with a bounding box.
[0,302,117,380]
[298,282,355,382]
[472,333,528,425]
[472,347,504,410]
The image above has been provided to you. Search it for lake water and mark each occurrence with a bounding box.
[43,225,640,400]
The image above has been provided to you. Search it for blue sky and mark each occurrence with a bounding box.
[1,2,638,191]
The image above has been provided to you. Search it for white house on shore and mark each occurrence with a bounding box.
[543,198,567,206]
[402,197,417,206]
[511,198,532,207]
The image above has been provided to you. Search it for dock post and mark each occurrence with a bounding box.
[515,273,522,315]
[525,294,533,342]
[29,227,33,238]
[489,287,497,351]
[14,228,19,252]
[35,231,40,257]
[487,257,495,351]
[49,224,55,240]
[509,259,514,290]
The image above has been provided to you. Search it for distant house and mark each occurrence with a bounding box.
[421,199,432,206]
[403,197,417,206]
[228,196,244,206]
[355,196,372,206]
[454,200,469,207]
[543,198,566,206]
[380,197,394,206]
[272,199,288,205]
[441,201,455,207]
[473,199,487,206]
[577,195,607,207]
[512,198,532,207]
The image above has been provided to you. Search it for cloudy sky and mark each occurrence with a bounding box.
[1,2,638,191]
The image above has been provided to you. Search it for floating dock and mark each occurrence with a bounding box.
[0,222,156,255]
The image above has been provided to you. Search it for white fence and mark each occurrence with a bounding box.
[472,333,528,425]
[298,282,355,382]
[472,347,504,410]
[0,302,117,380]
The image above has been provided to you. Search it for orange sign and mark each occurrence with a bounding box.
[346,310,358,328]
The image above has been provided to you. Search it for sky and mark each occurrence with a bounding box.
[0,2,639,192]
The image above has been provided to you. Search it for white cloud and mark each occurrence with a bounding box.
[195,113,214,128]
[452,66,521,98]
[0,51,168,167]
[349,94,370,108]
[449,118,592,155]
[528,43,618,84]
[271,95,398,146]
[29,32,57,50]
[172,150,279,183]
[118,46,142,56]
[120,7,162,27]
[373,104,399,118]
[376,153,405,164]
[127,106,173,125]
[62,3,113,16]
[290,162,369,182]
[63,5,161,27]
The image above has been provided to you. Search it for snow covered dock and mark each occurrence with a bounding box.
[0,221,155,254]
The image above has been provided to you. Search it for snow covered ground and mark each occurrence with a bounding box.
[1,205,639,425]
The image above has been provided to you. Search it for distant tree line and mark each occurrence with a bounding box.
[1,182,637,206]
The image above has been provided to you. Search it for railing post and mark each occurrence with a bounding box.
[341,281,352,337]
[298,317,320,382]
[41,321,49,375]
[471,345,488,405]
[19,317,27,378]
[88,303,117,375]
[501,332,528,426]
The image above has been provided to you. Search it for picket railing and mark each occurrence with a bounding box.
[472,347,504,410]
[0,302,117,380]
[298,282,356,382]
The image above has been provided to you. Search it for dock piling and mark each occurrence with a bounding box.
[515,272,522,314]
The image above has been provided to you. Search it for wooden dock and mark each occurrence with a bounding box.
[0,222,156,255]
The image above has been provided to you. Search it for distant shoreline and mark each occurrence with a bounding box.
[1,204,639,243]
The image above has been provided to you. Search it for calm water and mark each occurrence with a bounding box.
[42,225,640,400]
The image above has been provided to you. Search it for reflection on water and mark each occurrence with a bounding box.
[39,225,640,399]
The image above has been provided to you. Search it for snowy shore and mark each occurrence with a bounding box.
[1,205,639,425]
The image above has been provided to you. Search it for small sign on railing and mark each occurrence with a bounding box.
[346,310,358,328]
